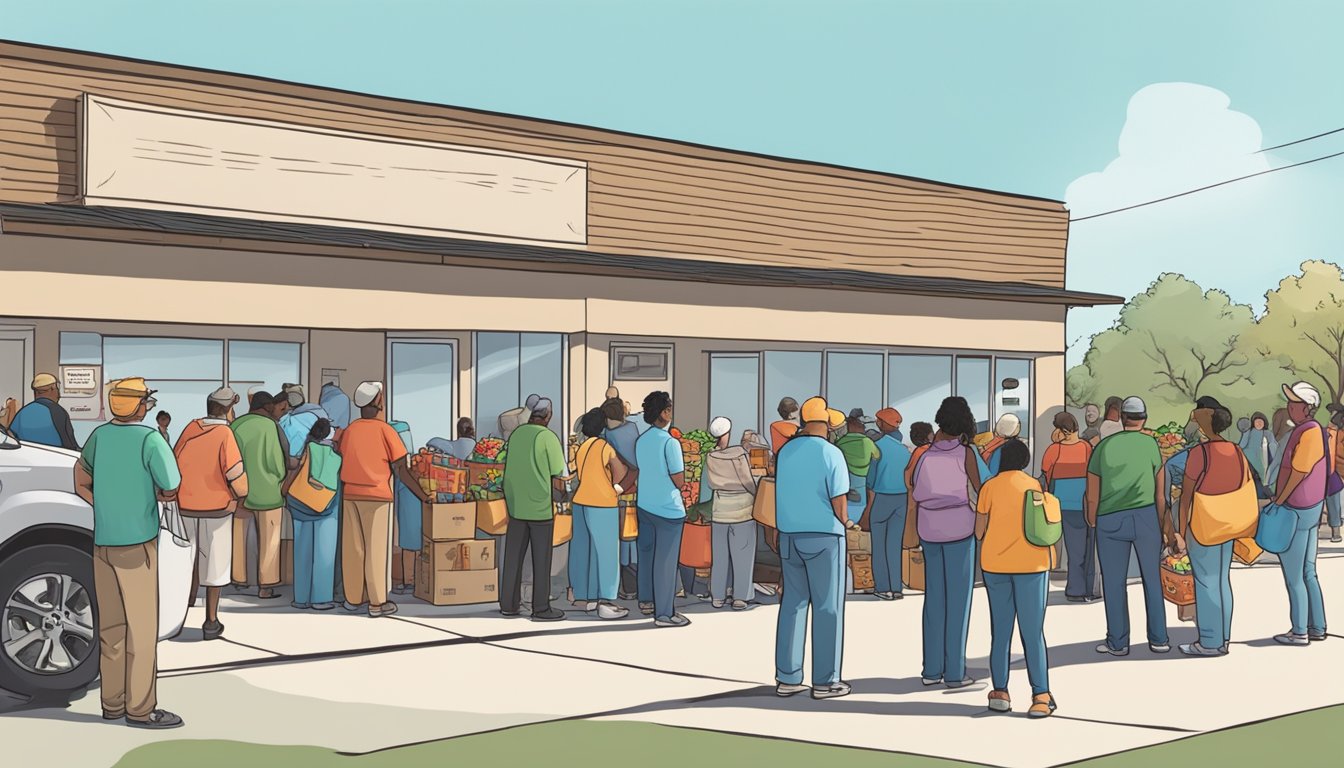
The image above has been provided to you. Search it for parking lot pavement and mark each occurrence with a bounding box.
[2,543,1340,768]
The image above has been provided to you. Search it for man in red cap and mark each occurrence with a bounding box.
[861,408,912,600]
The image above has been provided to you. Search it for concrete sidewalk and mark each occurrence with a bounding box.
[3,540,1341,768]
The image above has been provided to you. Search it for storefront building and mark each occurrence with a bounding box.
[0,41,1120,460]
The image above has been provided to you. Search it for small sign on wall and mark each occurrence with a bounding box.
[61,364,103,420]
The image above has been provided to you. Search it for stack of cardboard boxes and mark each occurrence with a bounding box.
[846,528,874,591]
[416,501,499,606]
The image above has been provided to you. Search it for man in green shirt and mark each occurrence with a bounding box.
[1086,396,1170,657]
[230,391,288,599]
[835,412,881,525]
[73,377,183,730]
[500,397,568,621]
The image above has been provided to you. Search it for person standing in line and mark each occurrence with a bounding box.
[8,372,80,449]
[774,396,856,700]
[337,382,429,618]
[283,418,341,611]
[427,417,478,461]
[389,418,420,596]
[173,387,248,640]
[499,397,568,621]
[318,381,354,435]
[155,411,172,445]
[976,440,1056,718]
[704,416,759,610]
[769,397,801,456]
[73,378,183,729]
[634,391,691,627]
[1172,401,1251,656]
[982,414,1022,476]
[1092,396,1124,446]
[600,396,642,600]
[861,408,911,601]
[1324,405,1343,543]
[1270,382,1331,645]
[836,411,881,526]
[1266,408,1295,484]
[569,407,630,620]
[904,397,983,688]
[278,384,331,462]
[1080,404,1102,444]
[1042,412,1096,602]
[230,391,289,600]
[498,394,541,442]
[1239,412,1273,483]
[1086,396,1171,656]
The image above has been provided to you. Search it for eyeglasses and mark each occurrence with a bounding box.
[144,397,158,411]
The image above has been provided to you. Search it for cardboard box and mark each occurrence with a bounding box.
[423,502,476,541]
[280,539,294,586]
[846,529,871,554]
[414,563,499,606]
[477,498,508,535]
[903,548,925,592]
[849,553,874,591]
[752,477,776,528]
[422,537,496,571]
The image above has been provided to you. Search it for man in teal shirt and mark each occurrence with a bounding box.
[635,391,689,627]
[500,398,567,621]
[73,377,183,730]
[861,408,911,600]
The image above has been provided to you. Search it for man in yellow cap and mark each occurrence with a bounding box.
[8,372,80,449]
[73,377,183,729]
[774,396,856,701]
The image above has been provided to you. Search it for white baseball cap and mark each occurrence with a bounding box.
[1121,396,1147,415]
[708,416,732,439]
[353,381,384,408]
[1283,381,1321,408]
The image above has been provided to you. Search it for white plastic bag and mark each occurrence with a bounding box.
[157,501,193,640]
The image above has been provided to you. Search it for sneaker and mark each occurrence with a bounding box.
[257,588,282,600]
[731,600,750,611]
[393,584,415,596]
[754,583,777,597]
[290,601,311,610]
[988,689,1012,713]
[811,682,852,700]
[597,603,629,620]
[532,608,565,622]
[874,591,896,601]
[1096,643,1129,656]
[654,614,691,628]
[342,601,365,613]
[572,600,597,613]
[618,590,637,600]
[311,602,336,611]
[891,592,905,600]
[945,678,975,689]
[1220,643,1230,655]
[712,600,725,609]
[1179,642,1223,657]
[201,620,224,641]
[103,710,124,721]
[1275,632,1310,646]
[126,710,184,730]
[1067,595,1089,603]
[1149,642,1171,654]
[1331,527,1342,543]
[1028,694,1057,719]
[676,587,686,598]
[638,602,655,616]
[921,677,942,686]
[1309,630,1328,642]
[499,608,521,617]
[369,602,399,618]
[776,682,809,697]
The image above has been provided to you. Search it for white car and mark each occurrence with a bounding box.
[0,423,190,702]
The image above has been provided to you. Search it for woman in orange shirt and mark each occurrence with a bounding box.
[1041,412,1096,602]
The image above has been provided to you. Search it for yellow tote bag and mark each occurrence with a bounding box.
[289,449,337,513]
[1190,446,1259,546]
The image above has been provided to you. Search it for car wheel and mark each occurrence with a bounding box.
[0,544,99,702]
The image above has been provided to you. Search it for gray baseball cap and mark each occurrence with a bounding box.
[1121,396,1147,415]
[208,386,238,406]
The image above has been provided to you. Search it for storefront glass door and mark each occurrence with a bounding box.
[708,353,760,443]
[762,351,822,430]
[825,351,884,424]
[474,332,566,442]
[955,356,993,434]
[888,354,952,427]
[388,340,456,451]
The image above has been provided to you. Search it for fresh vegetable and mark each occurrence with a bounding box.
[470,437,506,463]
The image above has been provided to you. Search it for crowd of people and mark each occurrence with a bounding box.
[3,367,1339,729]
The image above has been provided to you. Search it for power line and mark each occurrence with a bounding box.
[1070,149,1344,222]
[1258,126,1344,154]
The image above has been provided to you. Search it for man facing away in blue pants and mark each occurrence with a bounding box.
[774,396,857,700]
[1086,396,1172,656]
[859,408,911,601]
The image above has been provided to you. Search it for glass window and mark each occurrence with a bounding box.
[474,332,565,442]
[995,358,1032,443]
[613,350,669,381]
[889,354,952,427]
[104,337,223,381]
[59,332,103,365]
[227,340,301,399]
[763,351,821,429]
[709,354,760,442]
[519,333,564,442]
[956,356,992,434]
[389,342,455,451]
[825,352,884,423]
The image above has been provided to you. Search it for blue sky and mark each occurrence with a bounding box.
[4,0,1342,364]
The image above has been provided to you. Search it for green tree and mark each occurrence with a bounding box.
[1248,260,1344,412]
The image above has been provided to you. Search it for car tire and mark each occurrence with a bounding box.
[0,543,99,703]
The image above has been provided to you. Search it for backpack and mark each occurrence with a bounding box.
[1023,489,1063,547]
[911,441,976,542]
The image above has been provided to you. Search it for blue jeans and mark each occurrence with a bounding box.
[870,493,906,594]
[1327,491,1342,529]
[636,509,684,620]
[775,533,845,687]
[920,536,975,682]
[984,571,1049,696]
[1279,502,1327,636]
[570,505,620,602]
[1061,509,1097,598]
[846,473,867,524]
[1187,536,1233,649]
[291,512,338,606]
[1095,505,1169,649]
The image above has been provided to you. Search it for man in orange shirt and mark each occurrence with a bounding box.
[769,397,801,455]
[174,387,248,640]
[337,382,429,618]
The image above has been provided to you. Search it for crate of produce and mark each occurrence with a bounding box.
[1160,553,1195,606]
[849,553,875,591]
[749,448,770,470]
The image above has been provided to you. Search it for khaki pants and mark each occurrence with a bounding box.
[93,541,159,720]
[341,499,392,608]
[232,507,282,587]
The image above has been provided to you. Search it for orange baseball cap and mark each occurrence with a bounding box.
[876,408,903,427]
[800,396,845,428]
